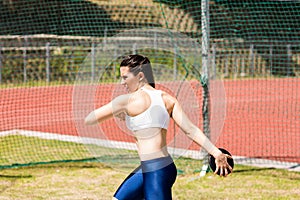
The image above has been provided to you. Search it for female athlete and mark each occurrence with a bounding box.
[85,54,233,200]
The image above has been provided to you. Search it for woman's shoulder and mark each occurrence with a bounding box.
[161,90,176,102]
[113,90,146,106]
[161,90,177,115]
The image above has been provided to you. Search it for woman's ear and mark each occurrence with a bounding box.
[138,72,145,81]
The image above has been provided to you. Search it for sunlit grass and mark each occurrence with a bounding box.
[0,135,299,199]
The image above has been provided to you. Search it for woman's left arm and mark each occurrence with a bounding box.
[169,96,232,176]
[170,97,221,158]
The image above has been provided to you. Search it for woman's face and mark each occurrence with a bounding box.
[120,66,140,93]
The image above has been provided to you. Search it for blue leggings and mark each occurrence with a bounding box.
[113,156,177,200]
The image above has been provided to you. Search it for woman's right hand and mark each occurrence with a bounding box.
[214,153,233,177]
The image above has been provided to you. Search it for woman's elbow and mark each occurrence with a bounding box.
[84,114,95,125]
[84,118,92,125]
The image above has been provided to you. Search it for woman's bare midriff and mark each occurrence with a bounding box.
[134,128,169,161]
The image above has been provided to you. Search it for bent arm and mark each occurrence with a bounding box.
[84,94,128,125]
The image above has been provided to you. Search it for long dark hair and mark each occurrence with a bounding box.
[120,54,155,88]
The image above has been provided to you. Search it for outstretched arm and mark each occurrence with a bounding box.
[170,97,232,176]
[84,94,128,125]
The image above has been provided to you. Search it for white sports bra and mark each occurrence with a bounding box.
[125,88,170,131]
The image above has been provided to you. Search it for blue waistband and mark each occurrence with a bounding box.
[141,155,174,172]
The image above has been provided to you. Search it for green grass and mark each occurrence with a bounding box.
[0,134,299,199]
[0,161,299,199]
[0,135,92,167]
[0,134,140,170]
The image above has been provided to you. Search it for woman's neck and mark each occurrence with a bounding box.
[137,83,147,90]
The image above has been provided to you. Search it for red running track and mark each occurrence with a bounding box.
[0,78,299,163]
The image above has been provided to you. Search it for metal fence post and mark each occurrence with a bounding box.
[249,44,254,76]
[0,45,2,84]
[23,36,28,83]
[211,43,216,79]
[114,48,117,81]
[287,44,292,76]
[91,41,95,82]
[173,46,177,80]
[132,43,137,54]
[269,44,273,74]
[46,42,50,82]
[200,0,211,177]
